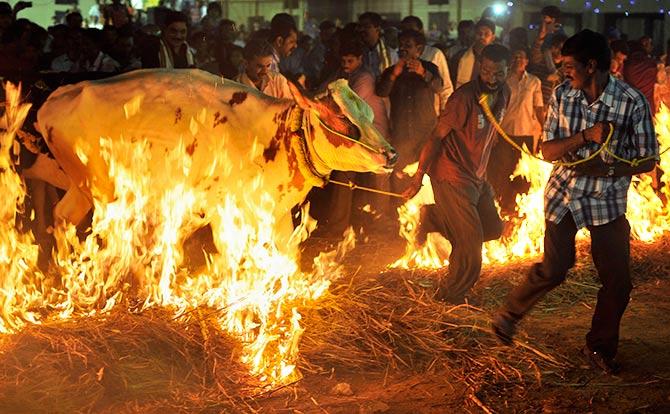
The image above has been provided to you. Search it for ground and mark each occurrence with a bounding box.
[253,232,670,414]
[1,230,669,414]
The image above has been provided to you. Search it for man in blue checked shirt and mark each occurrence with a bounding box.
[492,30,659,375]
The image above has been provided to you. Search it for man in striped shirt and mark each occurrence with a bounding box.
[493,30,658,375]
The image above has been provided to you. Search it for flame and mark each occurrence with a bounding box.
[0,83,43,333]
[0,85,357,385]
[394,104,670,269]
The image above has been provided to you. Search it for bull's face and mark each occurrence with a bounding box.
[289,79,397,174]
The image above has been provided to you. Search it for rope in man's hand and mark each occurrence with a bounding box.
[478,93,664,168]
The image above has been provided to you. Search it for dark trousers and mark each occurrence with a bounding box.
[502,213,632,359]
[422,179,503,303]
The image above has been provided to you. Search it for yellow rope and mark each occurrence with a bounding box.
[478,93,663,168]
[329,179,405,198]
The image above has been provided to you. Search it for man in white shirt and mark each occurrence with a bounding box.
[401,15,454,114]
[487,47,543,215]
[452,19,496,89]
[235,39,292,100]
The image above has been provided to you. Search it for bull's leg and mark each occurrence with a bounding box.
[21,153,71,190]
[53,186,92,227]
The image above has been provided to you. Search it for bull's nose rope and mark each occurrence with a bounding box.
[478,94,663,167]
[328,178,405,198]
[299,108,403,197]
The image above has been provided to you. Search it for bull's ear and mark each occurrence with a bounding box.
[288,80,315,110]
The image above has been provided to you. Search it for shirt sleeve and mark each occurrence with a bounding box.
[541,88,560,143]
[631,98,659,158]
[434,88,469,139]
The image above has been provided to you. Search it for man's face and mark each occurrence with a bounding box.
[341,54,362,74]
[277,29,297,57]
[562,55,591,90]
[320,26,336,43]
[475,26,495,48]
[165,21,187,51]
[543,15,556,27]
[219,22,236,43]
[358,19,380,47]
[398,37,422,60]
[479,57,508,92]
[246,54,272,82]
[510,49,528,73]
[67,14,83,29]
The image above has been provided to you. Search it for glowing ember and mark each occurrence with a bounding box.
[394,105,670,269]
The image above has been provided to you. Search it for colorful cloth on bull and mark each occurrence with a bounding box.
[543,76,658,229]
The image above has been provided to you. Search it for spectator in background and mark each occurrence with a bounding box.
[377,29,442,197]
[529,33,567,115]
[268,14,298,73]
[103,0,132,29]
[358,11,398,78]
[281,34,312,86]
[507,27,529,52]
[304,20,336,88]
[447,20,474,60]
[610,39,629,80]
[112,25,141,72]
[639,35,653,58]
[323,39,392,234]
[537,5,564,51]
[235,39,292,100]
[199,1,221,38]
[142,10,195,68]
[65,11,83,30]
[88,0,103,29]
[214,19,242,78]
[401,15,454,114]
[452,18,496,89]
[624,40,658,115]
[488,47,543,216]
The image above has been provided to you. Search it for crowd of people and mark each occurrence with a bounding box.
[1,1,668,376]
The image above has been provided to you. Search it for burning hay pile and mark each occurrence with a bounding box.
[2,84,670,412]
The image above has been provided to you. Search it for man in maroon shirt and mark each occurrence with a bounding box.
[404,43,511,304]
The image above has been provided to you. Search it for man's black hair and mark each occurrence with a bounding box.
[398,28,426,46]
[269,13,296,43]
[541,5,560,20]
[243,38,274,61]
[475,19,495,34]
[561,29,611,72]
[319,20,335,31]
[163,10,188,29]
[401,15,423,31]
[358,12,383,27]
[481,43,510,64]
[339,39,365,57]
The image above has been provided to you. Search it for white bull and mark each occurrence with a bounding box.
[28,69,396,243]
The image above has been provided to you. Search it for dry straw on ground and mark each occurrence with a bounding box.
[0,237,667,413]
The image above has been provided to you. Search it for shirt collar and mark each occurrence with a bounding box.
[564,74,617,108]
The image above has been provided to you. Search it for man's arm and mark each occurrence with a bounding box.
[402,116,452,199]
[376,62,403,97]
[540,122,607,161]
